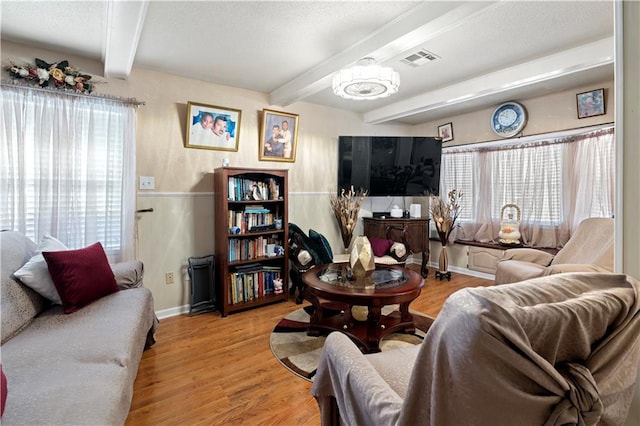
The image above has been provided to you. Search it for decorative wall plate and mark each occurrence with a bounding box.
[491,102,527,138]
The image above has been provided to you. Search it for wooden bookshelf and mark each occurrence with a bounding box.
[214,167,289,316]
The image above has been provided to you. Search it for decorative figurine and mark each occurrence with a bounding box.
[269,179,279,200]
[273,278,284,294]
[499,204,521,245]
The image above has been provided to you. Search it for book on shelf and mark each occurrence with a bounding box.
[226,177,281,202]
[244,204,269,213]
[235,262,263,273]
[228,210,276,233]
[227,264,282,304]
[262,266,282,295]
[228,236,282,262]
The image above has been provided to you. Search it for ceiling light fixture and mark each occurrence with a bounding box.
[332,57,400,100]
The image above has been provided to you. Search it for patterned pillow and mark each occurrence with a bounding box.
[390,241,407,258]
[1,231,49,345]
[309,229,334,264]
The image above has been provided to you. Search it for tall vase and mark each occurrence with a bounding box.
[344,234,351,253]
[438,245,448,273]
[435,245,452,281]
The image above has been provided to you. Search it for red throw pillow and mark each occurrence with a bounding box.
[369,236,394,257]
[1,363,7,417]
[43,242,119,314]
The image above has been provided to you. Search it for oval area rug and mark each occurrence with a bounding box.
[269,304,434,382]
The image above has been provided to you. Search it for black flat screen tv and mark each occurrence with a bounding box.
[337,136,442,197]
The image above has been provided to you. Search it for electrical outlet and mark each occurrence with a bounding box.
[165,272,174,285]
[139,176,155,190]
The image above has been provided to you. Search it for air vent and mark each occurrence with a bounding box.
[401,49,440,67]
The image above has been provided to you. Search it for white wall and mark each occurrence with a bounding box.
[412,82,614,146]
[618,2,640,424]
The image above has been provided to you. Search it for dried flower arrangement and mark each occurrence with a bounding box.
[329,186,368,250]
[430,189,463,246]
[5,58,95,93]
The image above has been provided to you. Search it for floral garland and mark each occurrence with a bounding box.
[5,58,94,93]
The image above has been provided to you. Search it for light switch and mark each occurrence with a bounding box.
[139,176,155,190]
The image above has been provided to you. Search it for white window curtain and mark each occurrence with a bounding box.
[440,126,614,248]
[1,85,137,262]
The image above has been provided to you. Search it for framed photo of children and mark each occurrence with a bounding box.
[185,101,241,151]
[259,109,299,162]
[438,122,453,142]
[576,88,605,119]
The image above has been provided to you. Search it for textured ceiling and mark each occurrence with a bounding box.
[1,1,614,124]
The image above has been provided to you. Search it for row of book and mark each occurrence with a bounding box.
[228,264,282,304]
[228,209,275,233]
[228,236,282,262]
[227,177,281,202]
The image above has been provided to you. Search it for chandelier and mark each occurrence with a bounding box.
[332,58,400,100]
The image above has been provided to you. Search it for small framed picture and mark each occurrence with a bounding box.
[185,101,241,151]
[438,122,453,142]
[576,88,605,119]
[259,109,299,162]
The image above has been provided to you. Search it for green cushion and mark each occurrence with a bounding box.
[309,229,333,264]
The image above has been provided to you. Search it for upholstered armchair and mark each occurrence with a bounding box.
[288,223,334,304]
[311,272,640,426]
[494,217,614,285]
[368,226,411,265]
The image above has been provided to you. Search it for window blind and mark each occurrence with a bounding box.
[1,86,136,261]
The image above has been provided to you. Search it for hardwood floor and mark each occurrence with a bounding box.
[125,266,494,425]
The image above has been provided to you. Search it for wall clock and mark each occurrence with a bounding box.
[491,102,527,138]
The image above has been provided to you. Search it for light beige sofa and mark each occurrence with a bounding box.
[311,272,640,426]
[494,217,614,284]
[0,230,158,425]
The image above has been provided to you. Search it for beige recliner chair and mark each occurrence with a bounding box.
[494,217,614,285]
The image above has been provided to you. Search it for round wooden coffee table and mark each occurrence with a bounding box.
[302,263,424,353]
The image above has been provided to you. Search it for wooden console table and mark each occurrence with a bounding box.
[363,217,430,277]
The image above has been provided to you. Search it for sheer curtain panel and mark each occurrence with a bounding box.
[440,126,615,248]
[1,86,137,262]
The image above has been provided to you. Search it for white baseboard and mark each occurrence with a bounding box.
[427,261,496,281]
[156,304,190,319]
[408,255,496,281]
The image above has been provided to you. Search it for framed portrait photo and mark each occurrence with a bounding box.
[185,101,241,151]
[576,88,605,119]
[259,109,299,162]
[438,122,453,142]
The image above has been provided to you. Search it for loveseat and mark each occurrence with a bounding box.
[312,272,640,425]
[0,230,158,425]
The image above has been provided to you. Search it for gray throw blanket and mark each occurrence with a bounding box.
[313,272,640,426]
